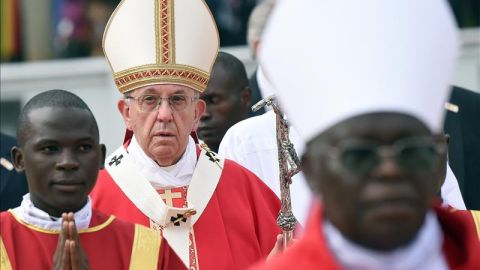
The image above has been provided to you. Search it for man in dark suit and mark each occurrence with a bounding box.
[444,86,480,210]
[1,132,28,211]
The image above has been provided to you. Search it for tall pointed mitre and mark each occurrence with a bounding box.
[103,0,219,93]
[260,0,459,143]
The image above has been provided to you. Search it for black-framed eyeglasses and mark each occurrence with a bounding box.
[318,136,447,175]
[125,94,198,112]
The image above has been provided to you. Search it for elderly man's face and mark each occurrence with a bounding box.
[303,113,444,251]
[118,84,205,166]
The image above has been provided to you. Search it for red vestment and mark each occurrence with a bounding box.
[0,209,163,270]
[447,207,480,240]
[250,203,480,270]
[90,145,282,270]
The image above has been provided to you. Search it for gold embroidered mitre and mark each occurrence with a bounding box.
[103,0,220,93]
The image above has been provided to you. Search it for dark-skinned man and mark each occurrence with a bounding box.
[251,0,480,269]
[0,90,163,269]
[198,51,251,152]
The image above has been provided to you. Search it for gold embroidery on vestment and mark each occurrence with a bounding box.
[129,224,162,270]
[7,210,115,234]
[470,210,480,240]
[0,237,12,270]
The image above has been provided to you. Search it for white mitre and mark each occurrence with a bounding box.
[103,0,220,94]
[260,0,459,141]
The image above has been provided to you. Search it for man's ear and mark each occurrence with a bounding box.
[99,144,107,169]
[118,99,133,130]
[11,146,25,172]
[193,99,206,131]
[241,86,252,107]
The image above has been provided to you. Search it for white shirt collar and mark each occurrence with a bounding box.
[12,193,92,231]
[323,211,448,270]
[127,135,197,189]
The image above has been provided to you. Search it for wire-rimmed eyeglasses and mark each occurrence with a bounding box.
[125,94,198,112]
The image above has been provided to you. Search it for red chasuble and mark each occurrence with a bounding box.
[0,209,163,270]
[90,146,282,270]
[249,203,480,270]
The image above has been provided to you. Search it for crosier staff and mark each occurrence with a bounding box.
[252,95,301,249]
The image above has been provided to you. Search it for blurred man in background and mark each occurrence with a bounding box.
[198,51,251,152]
[246,0,276,116]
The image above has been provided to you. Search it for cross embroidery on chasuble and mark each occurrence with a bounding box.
[152,187,200,270]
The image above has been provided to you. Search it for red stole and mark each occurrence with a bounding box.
[156,187,200,270]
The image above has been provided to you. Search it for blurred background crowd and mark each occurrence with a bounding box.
[0,0,267,62]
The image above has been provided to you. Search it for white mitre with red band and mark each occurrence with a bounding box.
[103,0,220,93]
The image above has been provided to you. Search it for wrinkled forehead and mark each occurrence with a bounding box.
[128,84,198,96]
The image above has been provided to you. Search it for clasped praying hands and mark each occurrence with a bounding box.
[53,213,90,270]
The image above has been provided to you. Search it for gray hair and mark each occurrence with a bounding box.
[247,0,276,57]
